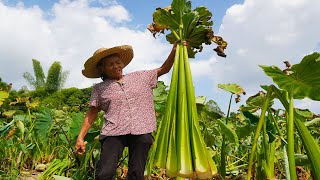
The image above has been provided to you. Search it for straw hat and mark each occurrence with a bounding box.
[82,45,133,78]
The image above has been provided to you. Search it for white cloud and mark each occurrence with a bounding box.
[0,0,319,114]
[201,0,320,113]
[0,0,171,90]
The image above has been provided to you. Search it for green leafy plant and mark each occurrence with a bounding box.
[146,0,227,178]
[247,52,320,180]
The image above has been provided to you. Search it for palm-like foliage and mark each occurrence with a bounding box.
[23,59,69,93]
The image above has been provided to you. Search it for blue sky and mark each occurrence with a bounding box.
[1,0,320,114]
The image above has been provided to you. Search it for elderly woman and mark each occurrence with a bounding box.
[75,42,180,180]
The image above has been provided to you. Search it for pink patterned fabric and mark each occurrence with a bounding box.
[89,69,158,136]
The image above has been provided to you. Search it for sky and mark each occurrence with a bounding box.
[1,0,320,114]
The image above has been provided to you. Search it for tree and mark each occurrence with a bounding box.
[23,59,69,93]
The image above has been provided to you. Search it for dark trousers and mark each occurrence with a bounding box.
[95,133,154,180]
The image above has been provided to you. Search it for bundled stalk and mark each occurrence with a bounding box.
[146,0,227,178]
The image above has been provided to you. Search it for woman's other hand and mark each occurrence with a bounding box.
[75,138,87,155]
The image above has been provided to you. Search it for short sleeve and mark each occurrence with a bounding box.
[89,85,100,108]
[143,69,158,89]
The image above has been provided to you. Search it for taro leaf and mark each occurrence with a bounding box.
[241,91,274,112]
[84,130,100,144]
[201,100,224,119]
[20,143,27,153]
[153,0,216,58]
[182,11,199,42]
[295,154,310,166]
[260,52,320,100]
[196,96,206,105]
[194,6,213,27]
[236,123,256,139]
[153,81,168,101]
[216,119,239,146]
[218,84,245,95]
[70,112,85,139]
[153,8,179,32]
[295,108,314,119]
[305,118,320,127]
[16,120,25,138]
[13,114,28,122]
[26,101,40,109]
[242,111,259,125]
[171,0,191,21]
[0,90,9,106]
[34,109,54,141]
[2,110,16,118]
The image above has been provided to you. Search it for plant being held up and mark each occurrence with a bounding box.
[146,0,228,179]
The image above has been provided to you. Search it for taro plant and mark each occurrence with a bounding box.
[247,52,320,179]
[146,0,228,178]
[217,84,245,179]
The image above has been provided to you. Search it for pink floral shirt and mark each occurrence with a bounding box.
[89,69,158,136]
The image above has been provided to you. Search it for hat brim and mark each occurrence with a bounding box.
[82,45,133,78]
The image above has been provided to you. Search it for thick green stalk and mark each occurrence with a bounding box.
[247,86,273,180]
[165,44,182,176]
[220,94,233,179]
[272,85,320,179]
[287,92,297,180]
[183,45,216,178]
[176,44,193,177]
[152,44,181,168]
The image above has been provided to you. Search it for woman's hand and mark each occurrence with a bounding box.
[173,39,189,49]
[75,138,87,155]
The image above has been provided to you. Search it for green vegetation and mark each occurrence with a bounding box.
[23,59,69,94]
[1,0,319,179]
[1,52,319,179]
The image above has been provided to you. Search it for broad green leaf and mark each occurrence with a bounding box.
[305,118,320,127]
[236,123,255,139]
[194,6,213,27]
[216,119,239,146]
[20,144,27,153]
[242,111,259,125]
[241,91,274,112]
[0,90,9,106]
[260,52,320,100]
[13,114,28,122]
[295,154,310,166]
[153,8,179,32]
[295,108,314,119]
[26,100,40,109]
[0,90,9,99]
[218,84,245,95]
[196,96,206,105]
[171,0,191,21]
[70,112,85,139]
[16,120,25,137]
[34,109,54,141]
[199,100,224,120]
[153,81,168,101]
[2,110,16,118]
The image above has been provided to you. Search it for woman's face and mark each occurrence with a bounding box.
[100,55,124,80]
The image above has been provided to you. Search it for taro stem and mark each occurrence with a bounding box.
[247,86,273,180]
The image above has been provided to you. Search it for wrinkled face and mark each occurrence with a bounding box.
[100,54,124,80]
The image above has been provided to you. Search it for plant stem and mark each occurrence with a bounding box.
[287,92,297,180]
[247,86,273,180]
[220,93,233,179]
